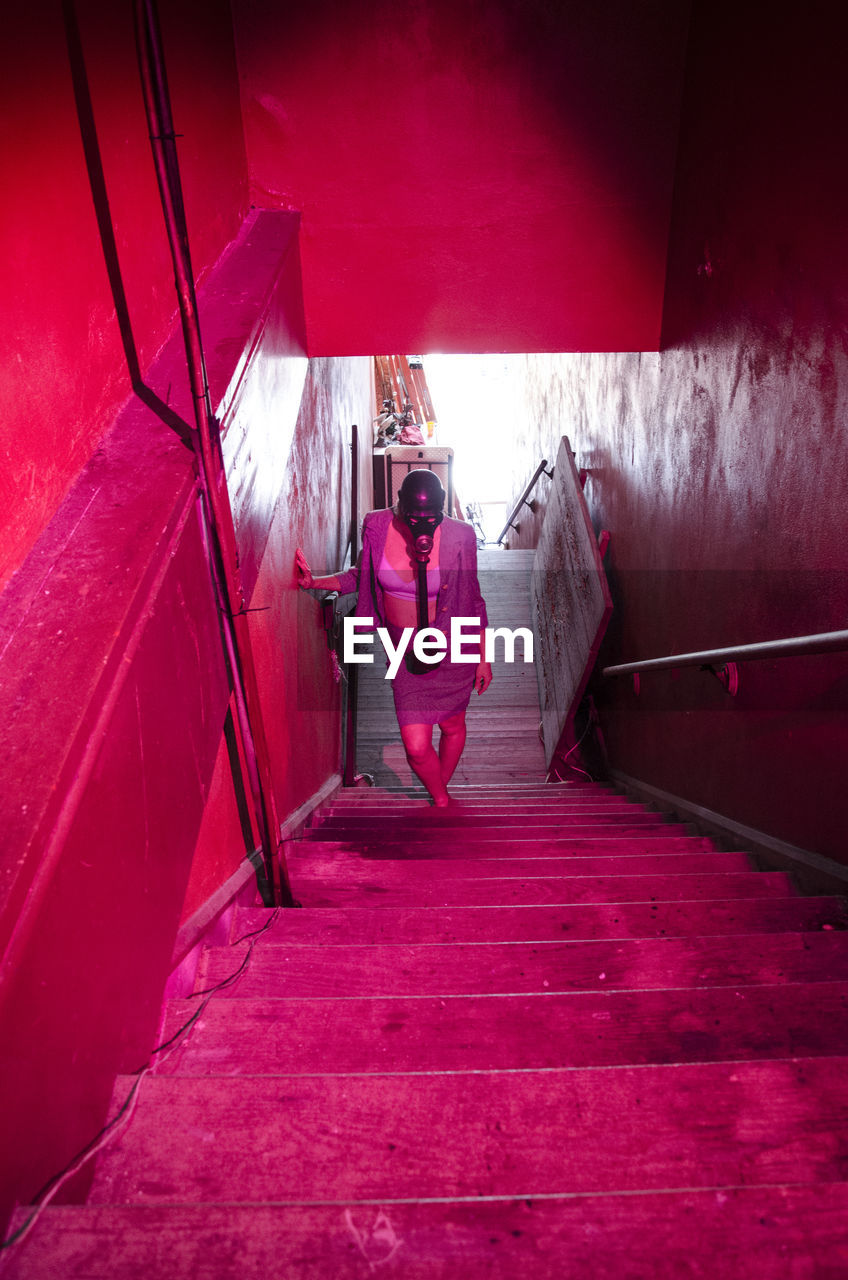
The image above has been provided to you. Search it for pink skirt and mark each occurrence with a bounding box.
[380,626,476,726]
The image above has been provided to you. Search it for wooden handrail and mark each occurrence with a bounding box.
[496,459,553,545]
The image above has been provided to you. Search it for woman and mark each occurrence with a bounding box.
[296,470,492,806]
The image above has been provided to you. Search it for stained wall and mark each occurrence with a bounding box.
[505,3,848,865]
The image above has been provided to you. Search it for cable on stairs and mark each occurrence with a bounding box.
[0,909,281,1253]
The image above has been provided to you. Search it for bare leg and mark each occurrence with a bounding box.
[438,711,467,787]
[399,723,450,806]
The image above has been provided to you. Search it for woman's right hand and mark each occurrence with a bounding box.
[295,547,314,589]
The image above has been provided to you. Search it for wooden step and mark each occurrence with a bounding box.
[289,852,754,881]
[7,1185,848,1278]
[198,931,848,997]
[87,1057,848,1204]
[156,981,848,1076]
[325,797,637,812]
[329,781,610,794]
[313,806,659,826]
[303,822,693,842]
[290,871,794,908]
[234,897,848,944]
[297,836,721,859]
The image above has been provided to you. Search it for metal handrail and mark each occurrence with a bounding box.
[496,459,553,545]
[602,629,848,678]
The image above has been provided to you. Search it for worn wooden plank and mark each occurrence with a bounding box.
[234,897,848,945]
[6,1187,848,1278]
[290,871,794,909]
[294,836,720,861]
[292,852,753,879]
[157,982,848,1076]
[88,1058,848,1204]
[326,795,634,810]
[304,823,694,842]
[198,931,848,997]
[312,809,664,830]
[298,838,721,862]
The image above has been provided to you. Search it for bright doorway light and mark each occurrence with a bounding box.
[424,355,521,543]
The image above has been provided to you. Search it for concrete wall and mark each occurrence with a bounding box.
[504,3,848,867]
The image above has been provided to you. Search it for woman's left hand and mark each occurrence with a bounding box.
[474,661,493,695]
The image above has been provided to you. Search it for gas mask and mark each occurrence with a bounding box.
[397,470,445,562]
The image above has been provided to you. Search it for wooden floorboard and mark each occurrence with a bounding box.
[156,981,848,1076]
[300,833,720,854]
[303,823,696,842]
[290,852,755,880]
[234,897,848,944]
[290,871,794,908]
[6,1187,848,1279]
[197,931,848,997]
[88,1058,848,1204]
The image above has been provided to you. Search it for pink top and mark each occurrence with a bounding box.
[377,551,441,601]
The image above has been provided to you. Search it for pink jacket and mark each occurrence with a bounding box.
[336,509,488,631]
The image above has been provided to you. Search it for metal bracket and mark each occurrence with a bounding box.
[701,661,739,696]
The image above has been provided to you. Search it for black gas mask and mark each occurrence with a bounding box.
[397,470,445,562]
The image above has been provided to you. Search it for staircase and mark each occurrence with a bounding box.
[4,784,848,1275]
[4,550,848,1275]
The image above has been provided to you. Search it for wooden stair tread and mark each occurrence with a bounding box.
[6,1186,848,1278]
[289,852,755,879]
[197,931,848,997]
[88,1057,848,1204]
[328,808,641,820]
[291,870,795,908]
[309,813,680,831]
[318,798,650,812]
[303,823,694,841]
[233,898,848,943]
[301,837,721,857]
[156,981,848,1075]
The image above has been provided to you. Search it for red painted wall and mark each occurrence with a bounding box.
[232,0,689,355]
[181,352,374,923]
[0,0,248,592]
[0,188,371,1219]
[506,3,848,866]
